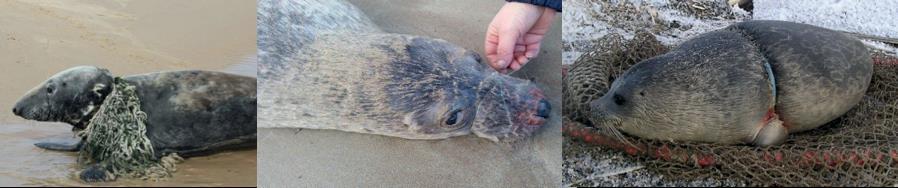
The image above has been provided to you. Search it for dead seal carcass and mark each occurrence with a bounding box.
[257,0,550,142]
[12,66,256,181]
[591,20,872,146]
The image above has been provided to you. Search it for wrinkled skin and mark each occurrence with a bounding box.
[590,20,871,146]
[13,66,257,181]
[257,0,550,142]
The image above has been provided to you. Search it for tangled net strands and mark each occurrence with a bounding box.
[563,31,898,186]
[78,77,182,181]
[563,31,669,125]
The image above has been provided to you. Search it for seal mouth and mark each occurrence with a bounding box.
[589,95,634,146]
[12,104,53,121]
[471,73,550,142]
[14,92,96,130]
[13,87,57,122]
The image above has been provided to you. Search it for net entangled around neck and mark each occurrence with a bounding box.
[78,77,181,181]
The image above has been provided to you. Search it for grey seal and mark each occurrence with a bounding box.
[12,66,257,181]
[591,20,872,146]
[257,0,550,142]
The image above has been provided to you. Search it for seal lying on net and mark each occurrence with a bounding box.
[257,0,550,141]
[13,66,256,182]
[565,34,898,186]
[590,20,872,146]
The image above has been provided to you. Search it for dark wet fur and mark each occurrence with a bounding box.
[122,71,257,157]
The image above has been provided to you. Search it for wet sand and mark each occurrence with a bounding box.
[258,0,562,187]
[0,0,256,186]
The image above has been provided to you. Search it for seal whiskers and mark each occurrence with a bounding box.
[591,107,636,147]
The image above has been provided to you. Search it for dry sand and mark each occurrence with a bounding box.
[257,0,562,187]
[0,0,256,186]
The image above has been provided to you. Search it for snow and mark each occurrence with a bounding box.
[753,0,898,55]
[754,0,898,39]
[562,0,748,64]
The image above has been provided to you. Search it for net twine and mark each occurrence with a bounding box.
[77,77,182,181]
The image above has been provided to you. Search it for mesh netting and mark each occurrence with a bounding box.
[563,32,898,186]
[78,77,182,181]
[563,31,668,124]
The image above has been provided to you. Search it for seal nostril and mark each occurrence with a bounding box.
[536,99,551,118]
[12,107,19,116]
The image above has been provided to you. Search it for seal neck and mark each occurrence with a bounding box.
[73,77,121,130]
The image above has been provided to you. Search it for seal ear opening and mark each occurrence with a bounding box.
[92,68,115,98]
[92,84,108,97]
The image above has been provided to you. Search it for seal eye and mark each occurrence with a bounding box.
[445,109,462,126]
[46,86,54,94]
[613,94,626,105]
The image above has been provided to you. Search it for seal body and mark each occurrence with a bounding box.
[124,70,257,156]
[591,20,872,146]
[257,0,550,141]
[13,66,257,156]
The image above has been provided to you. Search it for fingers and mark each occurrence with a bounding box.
[484,27,503,70]
[484,2,552,74]
[513,34,543,71]
[509,60,522,71]
[484,27,499,55]
[496,35,542,73]
[525,40,542,58]
[495,27,521,72]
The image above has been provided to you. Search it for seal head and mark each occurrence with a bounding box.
[13,66,113,129]
[385,37,550,141]
[473,72,550,142]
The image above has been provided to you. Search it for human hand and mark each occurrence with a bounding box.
[484,2,557,74]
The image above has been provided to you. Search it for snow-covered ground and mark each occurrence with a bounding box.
[562,0,749,64]
[754,0,898,54]
[754,0,898,39]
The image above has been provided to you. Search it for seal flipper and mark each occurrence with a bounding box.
[34,137,83,152]
[80,164,114,182]
[752,114,788,146]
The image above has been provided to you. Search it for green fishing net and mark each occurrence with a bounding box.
[78,77,182,181]
[563,31,898,186]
